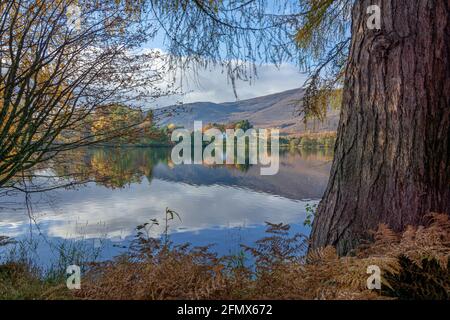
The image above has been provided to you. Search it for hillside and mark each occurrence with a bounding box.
[154,88,340,135]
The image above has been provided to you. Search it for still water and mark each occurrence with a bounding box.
[0,147,332,266]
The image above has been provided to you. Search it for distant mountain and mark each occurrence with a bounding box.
[154,88,340,135]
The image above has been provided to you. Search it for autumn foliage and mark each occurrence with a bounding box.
[71,213,450,300]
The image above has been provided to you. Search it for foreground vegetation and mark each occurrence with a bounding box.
[1,213,448,300]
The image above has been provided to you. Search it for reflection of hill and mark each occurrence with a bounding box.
[152,150,332,200]
[50,147,332,200]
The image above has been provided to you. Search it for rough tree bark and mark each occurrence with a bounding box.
[310,0,450,255]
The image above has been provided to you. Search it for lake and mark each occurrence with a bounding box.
[0,147,332,268]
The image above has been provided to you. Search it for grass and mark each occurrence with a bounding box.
[0,213,449,300]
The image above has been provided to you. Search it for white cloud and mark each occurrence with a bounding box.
[152,62,307,108]
[125,48,307,108]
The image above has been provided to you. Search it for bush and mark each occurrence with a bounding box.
[382,255,450,300]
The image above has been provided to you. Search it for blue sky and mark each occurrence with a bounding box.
[140,2,307,108]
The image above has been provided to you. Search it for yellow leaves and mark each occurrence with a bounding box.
[295,0,335,49]
[91,115,108,135]
[91,104,146,144]
[328,87,343,110]
[25,0,72,18]
[302,87,342,126]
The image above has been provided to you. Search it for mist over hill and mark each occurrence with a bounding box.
[154,88,340,135]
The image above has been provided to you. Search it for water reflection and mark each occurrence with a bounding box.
[0,147,332,261]
[49,147,332,199]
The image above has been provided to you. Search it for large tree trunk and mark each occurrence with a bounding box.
[310,0,450,255]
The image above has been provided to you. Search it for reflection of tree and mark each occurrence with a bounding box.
[280,148,333,162]
[49,146,255,188]
[90,149,145,188]
[200,146,252,173]
[34,146,335,191]
[50,148,172,189]
[204,162,250,173]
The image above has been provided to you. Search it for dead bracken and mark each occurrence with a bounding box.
[1,213,448,300]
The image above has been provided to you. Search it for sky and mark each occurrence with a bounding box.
[152,62,307,108]
[142,24,307,109]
